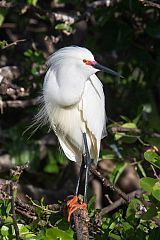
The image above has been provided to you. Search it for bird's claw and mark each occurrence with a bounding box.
[67,195,87,222]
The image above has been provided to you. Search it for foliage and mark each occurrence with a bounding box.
[0,0,160,239]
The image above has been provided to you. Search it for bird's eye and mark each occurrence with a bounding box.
[83,59,87,64]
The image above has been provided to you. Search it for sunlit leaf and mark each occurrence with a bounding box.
[110,162,127,183]
[27,0,38,6]
[122,122,137,129]
[144,151,160,170]
[55,23,73,33]
[45,227,74,240]
[1,225,9,237]
[152,181,160,201]
[140,177,158,194]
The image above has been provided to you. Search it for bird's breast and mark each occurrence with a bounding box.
[44,67,86,107]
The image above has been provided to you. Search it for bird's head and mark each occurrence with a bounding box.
[46,46,122,79]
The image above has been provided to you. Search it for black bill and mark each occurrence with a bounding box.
[93,62,123,78]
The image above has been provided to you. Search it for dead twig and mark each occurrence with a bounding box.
[26,195,59,214]
[110,126,141,134]
[139,0,160,9]
[0,66,20,81]
[1,39,26,50]
[90,164,129,202]
[151,165,160,179]
[100,189,142,217]
[0,0,13,8]
[15,207,36,220]
[1,97,40,109]
[87,0,113,8]
[109,126,160,141]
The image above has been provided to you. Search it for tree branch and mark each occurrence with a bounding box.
[90,164,129,202]
[110,126,141,134]
[1,39,26,50]
[139,0,160,9]
[10,181,20,240]
[73,209,89,240]
[1,97,40,111]
[100,189,142,217]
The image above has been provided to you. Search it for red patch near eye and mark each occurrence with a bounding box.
[83,60,97,65]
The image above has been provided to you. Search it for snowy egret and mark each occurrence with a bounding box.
[38,46,121,221]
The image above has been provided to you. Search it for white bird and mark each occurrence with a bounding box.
[37,46,121,220]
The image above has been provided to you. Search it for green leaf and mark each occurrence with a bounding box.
[152,181,160,201]
[142,204,158,220]
[45,227,74,240]
[114,122,138,143]
[115,132,125,141]
[6,202,11,215]
[144,151,160,170]
[126,198,141,221]
[122,122,137,129]
[110,162,127,184]
[55,23,73,33]
[0,40,7,49]
[0,9,6,27]
[88,195,96,212]
[0,14,4,26]
[101,149,116,160]
[120,115,131,122]
[27,0,38,6]
[109,232,121,240]
[137,162,146,177]
[140,177,158,194]
[18,224,36,238]
[1,225,9,237]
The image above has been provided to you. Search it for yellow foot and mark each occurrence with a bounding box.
[67,195,87,222]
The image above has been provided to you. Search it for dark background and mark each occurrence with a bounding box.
[0,0,160,220]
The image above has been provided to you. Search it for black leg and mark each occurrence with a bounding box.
[83,132,91,203]
[75,156,85,196]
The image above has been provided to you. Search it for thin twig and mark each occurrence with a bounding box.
[0,0,13,8]
[110,126,141,134]
[151,165,160,179]
[26,195,59,213]
[109,126,160,144]
[139,0,160,9]
[15,208,37,220]
[90,164,129,202]
[100,189,142,217]
[10,182,20,240]
[1,97,40,109]
[1,39,26,50]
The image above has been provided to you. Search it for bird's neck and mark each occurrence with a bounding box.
[56,65,86,106]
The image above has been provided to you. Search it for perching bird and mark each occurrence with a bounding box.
[37,46,121,221]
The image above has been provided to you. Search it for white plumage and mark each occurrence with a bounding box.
[40,46,107,163]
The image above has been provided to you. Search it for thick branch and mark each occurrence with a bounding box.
[73,209,89,240]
